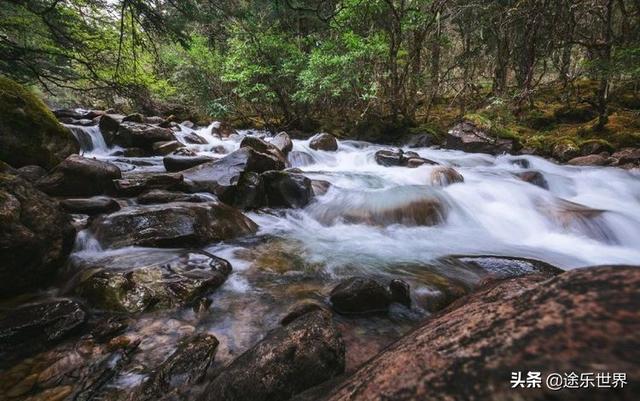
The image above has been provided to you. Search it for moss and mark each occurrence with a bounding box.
[0,76,78,169]
[553,104,596,124]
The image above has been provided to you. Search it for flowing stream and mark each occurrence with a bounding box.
[52,123,640,390]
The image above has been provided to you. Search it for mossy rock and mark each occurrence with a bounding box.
[0,77,79,169]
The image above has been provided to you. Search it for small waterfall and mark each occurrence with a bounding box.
[66,124,110,155]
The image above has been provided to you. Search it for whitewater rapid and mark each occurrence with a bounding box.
[72,122,640,270]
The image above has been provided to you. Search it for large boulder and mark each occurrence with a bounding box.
[262,170,314,208]
[323,266,640,401]
[0,169,76,296]
[446,120,514,155]
[98,113,123,144]
[70,249,232,313]
[36,155,122,196]
[240,135,287,166]
[113,121,175,151]
[199,311,345,401]
[309,133,338,151]
[228,172,267,210]
[181,147,284,197]
[90,201,257,248]
[0,298,86,362]
[0,77,79,169]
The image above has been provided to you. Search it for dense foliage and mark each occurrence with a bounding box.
[1,0,639,134]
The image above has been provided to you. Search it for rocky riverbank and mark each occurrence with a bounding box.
[1,81,640,401]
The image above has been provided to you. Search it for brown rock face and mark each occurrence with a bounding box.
[0,170,76,297]
[323,266,640,401]
[199,310,345,401]
[446,120,515,154]
[309,133,339,151]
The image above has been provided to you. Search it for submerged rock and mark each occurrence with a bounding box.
[542,199,616,243]
[262,170,314,208]
[70,249,232,313]
[311,179,331,196]
[36,154,121,196]
[280,300,330,326]
[199,310,345,401]
[0,171,76,296]
[323,266,640,401]
[517,170,549,189]
[60,196,121,215]
[446,120,514,155]
[137,333,219,401]
[330,277,392,314]
[429,166,464,187]
[0,299,86,362]
[0,77,79,169]
[288,151,315,167]
[309,133,338,151]
[90,201,257,248]
[308,186,447,227]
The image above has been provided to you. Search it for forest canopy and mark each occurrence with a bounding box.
[1,0,639,135]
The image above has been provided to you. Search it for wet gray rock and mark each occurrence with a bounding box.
[113,172,183,196]
[163,155,214,172]
[122,113,145,123]
[114,121,176,151]
[98,113,124,144]
[309,133,338,151]
[280,300,331,326]
[446,120,515,154]
[36,154,122,196]
[0,299,86,362]
[240,135,287,166]
[60,196,121,215]
[90,201,257,248]
[0,170,76,296]
[70,249,232,313]
[262,170,314,208]
[271,132,293,154]
[199,310,345,401]
[181,147,285,197]
[152,140,185,156]
[330,277,392,314]
[137,189,213,205]
[225,171,266,210]
[16,165,47,182]
[375,149,437,168]
[389,279,411,307]
[137,333,219,401]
